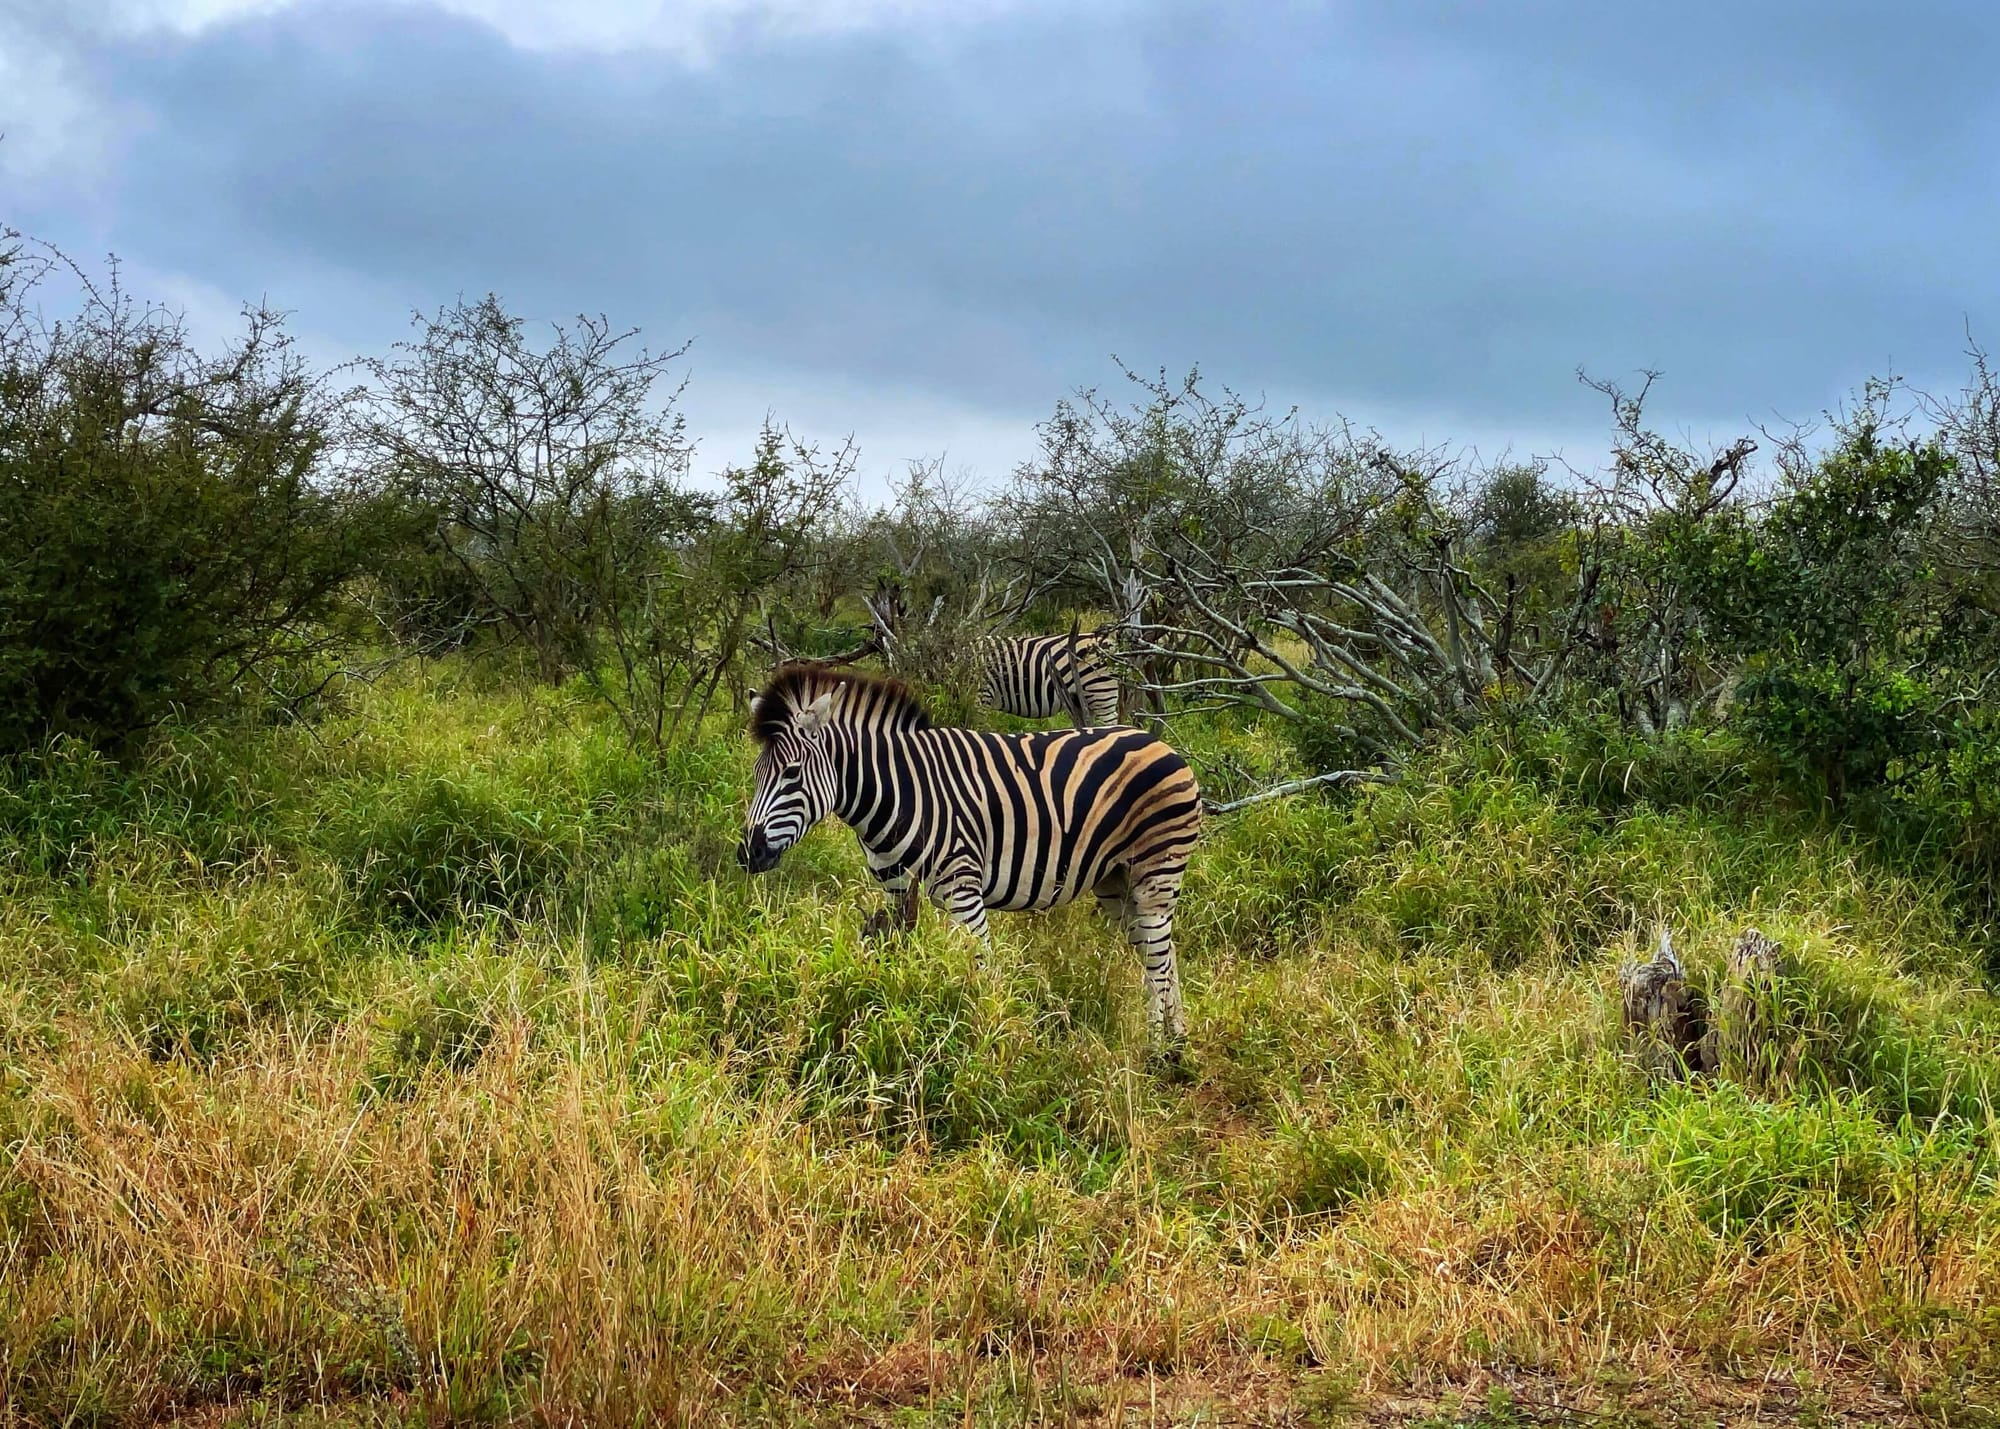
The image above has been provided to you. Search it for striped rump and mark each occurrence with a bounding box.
[975,630,1123,728]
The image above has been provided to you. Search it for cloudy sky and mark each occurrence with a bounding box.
[5,0,1997,490]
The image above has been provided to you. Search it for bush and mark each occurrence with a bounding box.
[1698,416,1959,805]
[1736,661,1937,805]
[353,295,698,684]
[0,237,372,747]
[353,490,495,657]
[1284,694,1404,779]
[587,425,850,750]
[1870,714,2000,930]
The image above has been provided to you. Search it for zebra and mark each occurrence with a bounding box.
[975,626,1123,728]
[736,662,1203,1052]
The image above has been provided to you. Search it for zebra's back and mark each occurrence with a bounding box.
[886,725,1199,912]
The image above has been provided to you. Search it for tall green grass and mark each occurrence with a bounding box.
[3,666,1999,1423]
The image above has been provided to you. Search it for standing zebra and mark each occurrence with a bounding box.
[737,663,1202,1051]
[976,627,1123,728]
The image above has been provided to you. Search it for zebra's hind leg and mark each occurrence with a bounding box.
[1123,872,1189,1069]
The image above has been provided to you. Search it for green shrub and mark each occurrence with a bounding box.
[1284,695,1403,780]
[356,494,494,656]
[0,244,375,746]
[1697,420,1958,807]
[1736,660,1937,806]
[1869,714,2000,936]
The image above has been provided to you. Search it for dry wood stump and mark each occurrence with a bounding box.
[1618,926,1789,1085]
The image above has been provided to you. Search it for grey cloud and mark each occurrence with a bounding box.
[10,0,2000,463]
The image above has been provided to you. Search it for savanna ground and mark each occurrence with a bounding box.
[5,663,1999,1428]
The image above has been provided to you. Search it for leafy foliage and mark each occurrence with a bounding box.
[353,293,698,681]
[0,236,373,746]
[587,424,849,749]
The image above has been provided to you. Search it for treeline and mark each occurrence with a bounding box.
[7,228,2000,888]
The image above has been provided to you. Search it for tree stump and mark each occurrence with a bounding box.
[1619,927,1710,1079]
[1708,927,1789,1092]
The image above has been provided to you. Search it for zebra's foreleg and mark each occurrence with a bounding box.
[861,874,922,941]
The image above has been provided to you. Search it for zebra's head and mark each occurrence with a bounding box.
[738,683,841,874]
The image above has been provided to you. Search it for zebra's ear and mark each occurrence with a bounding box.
[795,689,837,739]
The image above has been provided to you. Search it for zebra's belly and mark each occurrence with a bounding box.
[979,851,1110,912]
[991,695,1060,720]
[859,840,1090,911]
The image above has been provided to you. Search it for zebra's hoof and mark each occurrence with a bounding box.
[860,908,904,942]
[1145,1042,1193,1083]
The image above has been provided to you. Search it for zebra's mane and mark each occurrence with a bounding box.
[750,662,935,744]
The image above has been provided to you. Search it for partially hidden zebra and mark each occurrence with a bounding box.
[976,627,1123,728]
[736,662,1202,1051]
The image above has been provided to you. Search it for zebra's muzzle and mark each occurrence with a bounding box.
[738,830,781,874]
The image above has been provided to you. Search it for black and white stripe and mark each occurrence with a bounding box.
[738,663,1202,1049]
[976,630,1122,728]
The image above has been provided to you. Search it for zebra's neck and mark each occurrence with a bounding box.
[822,718,935,834]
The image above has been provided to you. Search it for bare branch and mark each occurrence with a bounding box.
[1202,768,1394,815]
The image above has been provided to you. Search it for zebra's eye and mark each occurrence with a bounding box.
[779,761,804,784]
